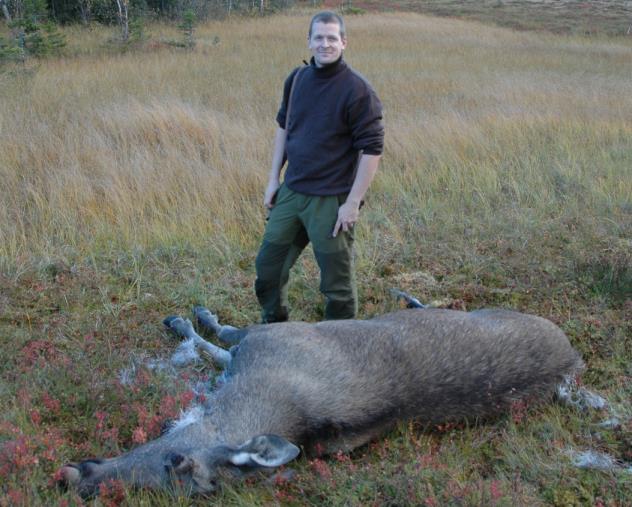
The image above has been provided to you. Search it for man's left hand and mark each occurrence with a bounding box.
[333,200,360,237]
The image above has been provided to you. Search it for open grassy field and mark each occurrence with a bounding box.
[1,9,631,506]
[352,0,632,36]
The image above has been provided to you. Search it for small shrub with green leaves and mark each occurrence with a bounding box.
[25,21,67,57]
[0,37,25,64]
[1,19,66,62]
[127,17,146,44]
[178,9,196,49]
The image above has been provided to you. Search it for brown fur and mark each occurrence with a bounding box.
[60,308,583,496]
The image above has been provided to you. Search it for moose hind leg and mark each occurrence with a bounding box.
[194,306,248,345]
[390,289,426,309]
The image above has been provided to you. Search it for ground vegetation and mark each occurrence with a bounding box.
[0,8,631,506]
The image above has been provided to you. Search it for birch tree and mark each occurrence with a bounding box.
[115,0,129,41]
[1,0,11,23]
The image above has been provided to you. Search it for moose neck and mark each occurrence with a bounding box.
[210,379,305,446]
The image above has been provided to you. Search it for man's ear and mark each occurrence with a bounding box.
[226,434,300,468]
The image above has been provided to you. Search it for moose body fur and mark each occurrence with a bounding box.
[61,307,583,496]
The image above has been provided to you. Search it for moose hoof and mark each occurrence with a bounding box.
[194,307,220,331]
[163,316,194,338]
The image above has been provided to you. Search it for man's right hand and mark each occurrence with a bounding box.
[264,181,280,209]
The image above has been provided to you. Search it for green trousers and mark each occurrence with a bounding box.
[255,184,357,323]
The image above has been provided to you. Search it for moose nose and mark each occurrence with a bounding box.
[167,452,185,468]
[57,464,81,490]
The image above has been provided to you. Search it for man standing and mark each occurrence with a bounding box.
[255,11,384,323]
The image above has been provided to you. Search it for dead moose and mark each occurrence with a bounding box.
[60,299,583,496]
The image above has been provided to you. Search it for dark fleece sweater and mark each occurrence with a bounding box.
[276,57,384,196]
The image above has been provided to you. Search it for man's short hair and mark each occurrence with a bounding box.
[308,11,346,39]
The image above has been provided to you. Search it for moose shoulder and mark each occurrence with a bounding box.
[60,307,583,496]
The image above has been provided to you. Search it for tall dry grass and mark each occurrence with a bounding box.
[1,13,631,506]
[1,13,630,270]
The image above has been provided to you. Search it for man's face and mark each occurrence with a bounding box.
[308,21,347,67]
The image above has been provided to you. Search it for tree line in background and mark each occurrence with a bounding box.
[1,0,300,24]
[0,0,318,61]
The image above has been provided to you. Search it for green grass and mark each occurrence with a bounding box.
[1,10,631,506]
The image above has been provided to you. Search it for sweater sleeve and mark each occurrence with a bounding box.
[275,67,301,129]
[347,88,384,156]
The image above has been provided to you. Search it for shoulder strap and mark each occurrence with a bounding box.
[285,65,306,130]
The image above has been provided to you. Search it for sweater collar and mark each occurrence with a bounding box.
[309,56,347,78]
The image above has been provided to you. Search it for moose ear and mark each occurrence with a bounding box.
[227,434,300,468]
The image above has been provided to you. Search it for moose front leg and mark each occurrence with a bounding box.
[163,316,232,368]
[193,306,248,345]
